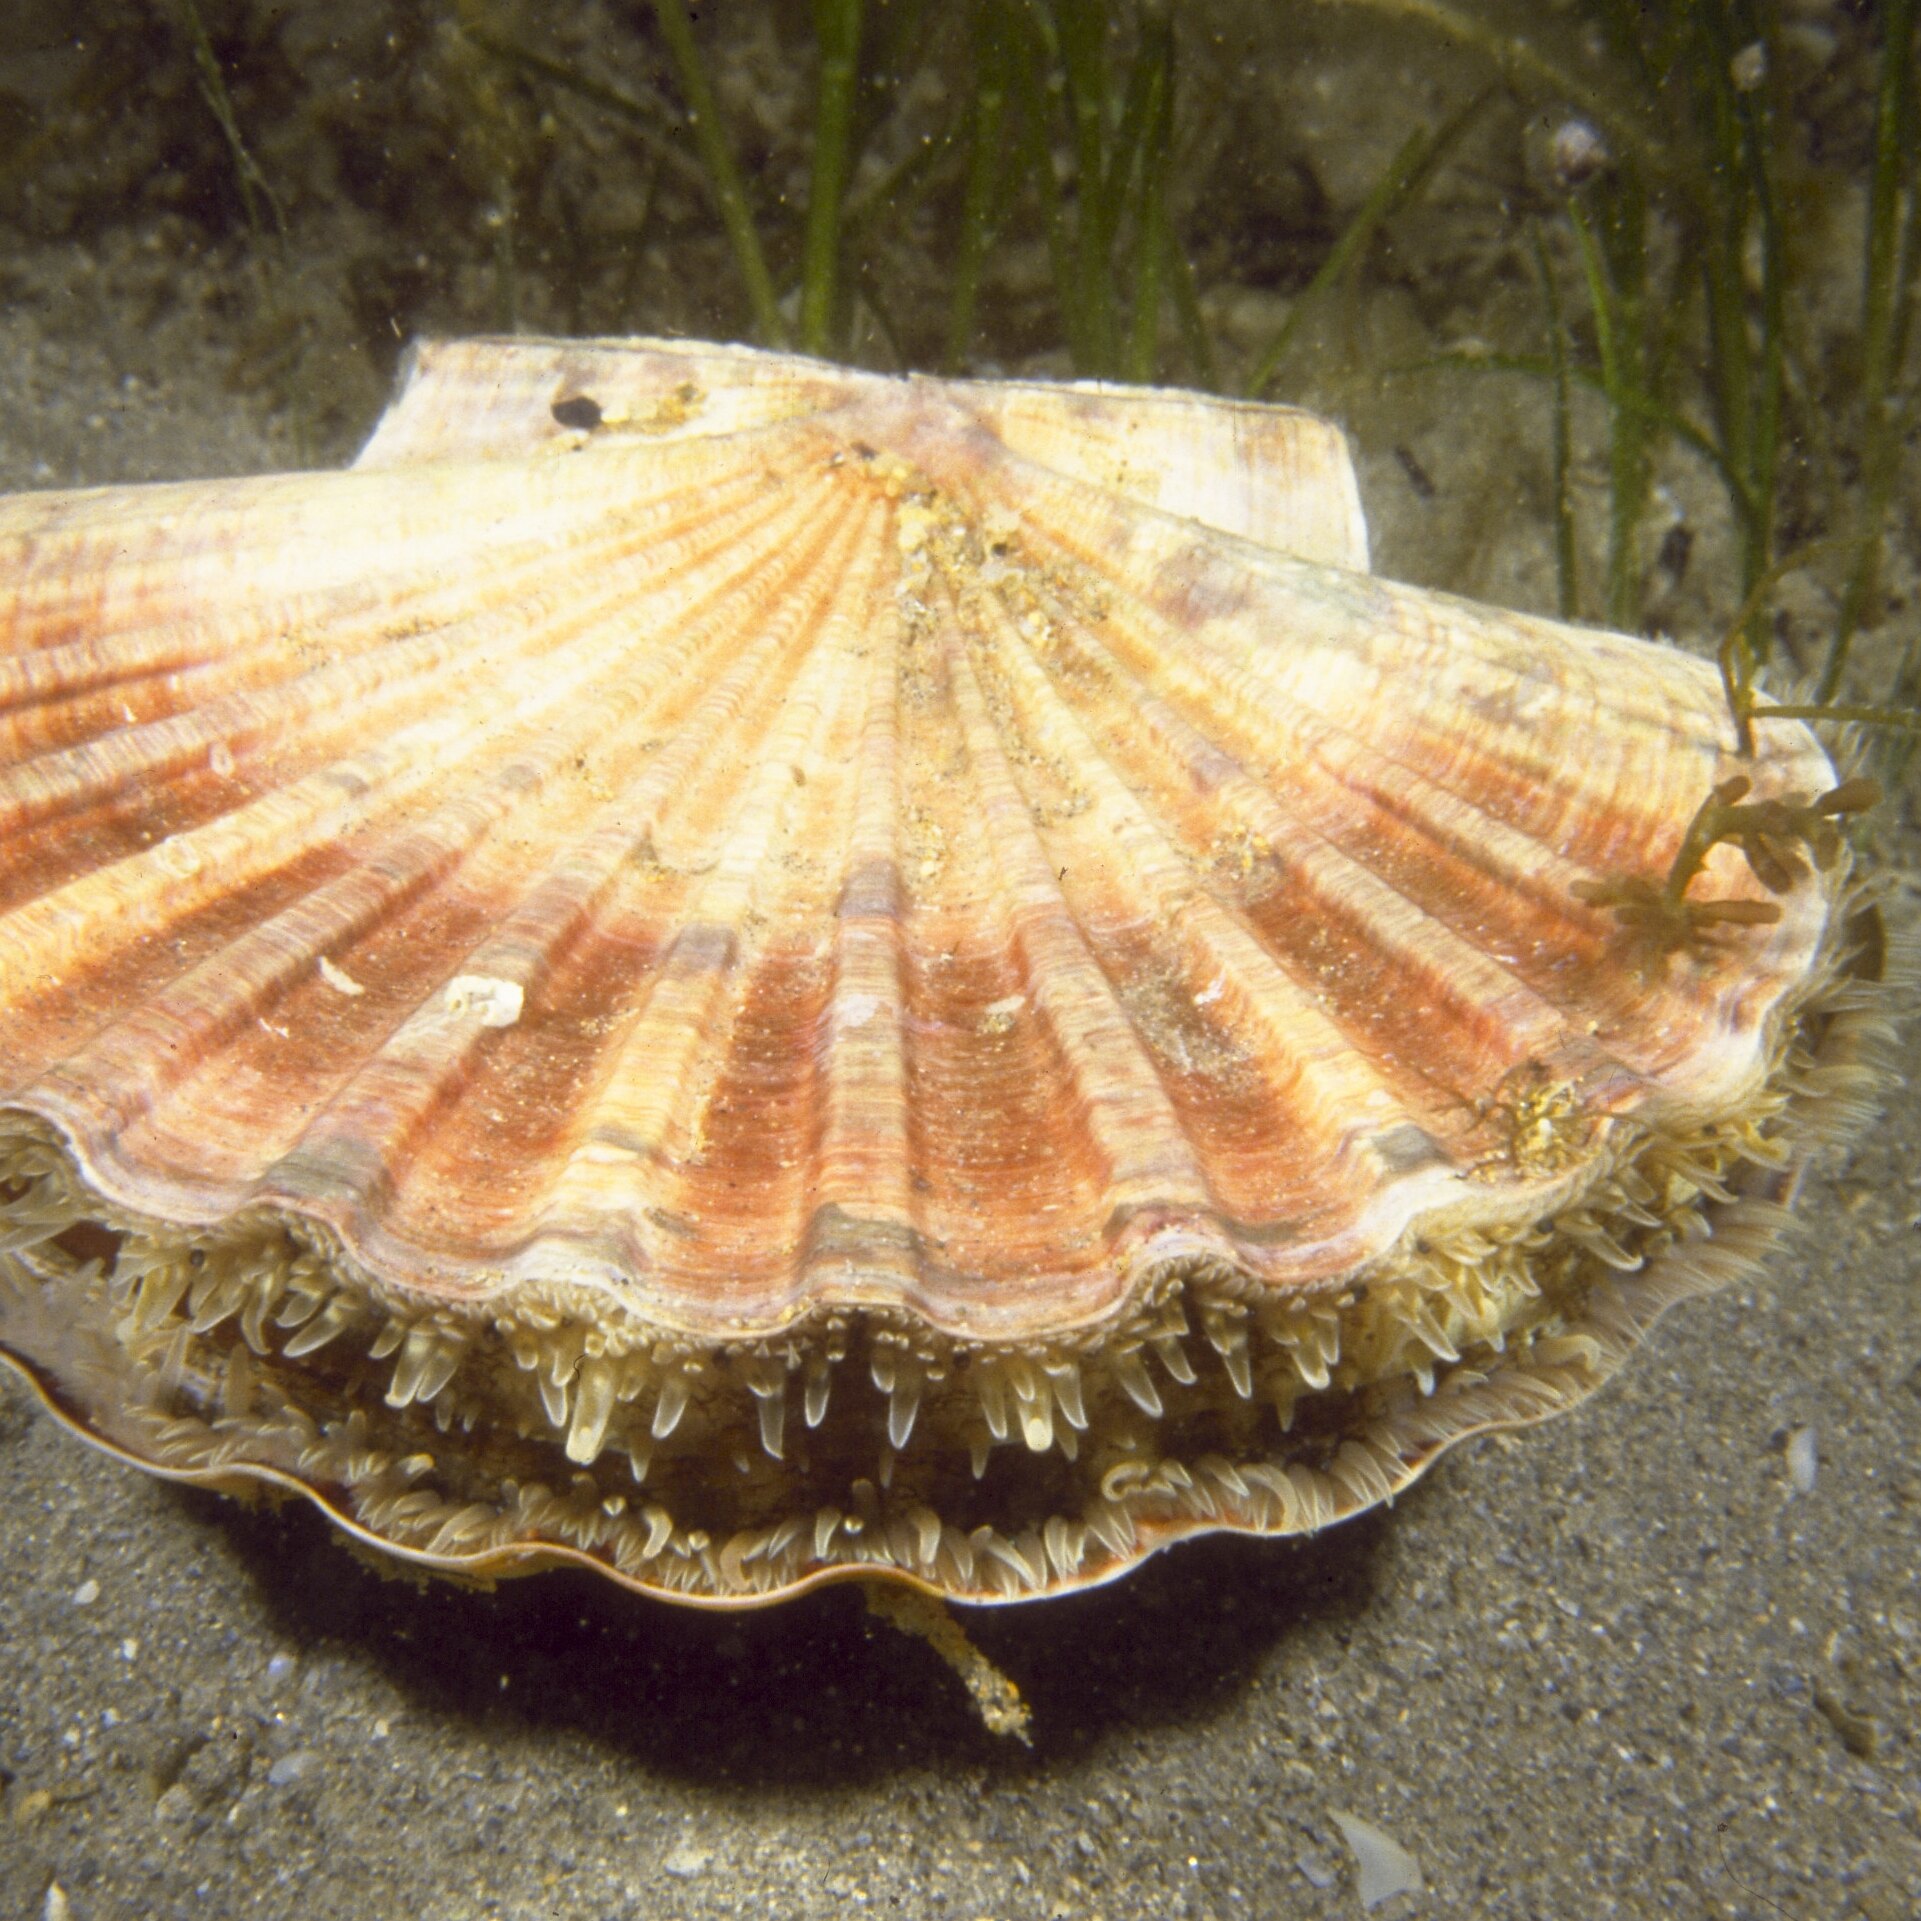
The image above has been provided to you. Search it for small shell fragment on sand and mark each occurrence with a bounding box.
[1330,1810,1425,1909]
[1786,1424,1819,1493]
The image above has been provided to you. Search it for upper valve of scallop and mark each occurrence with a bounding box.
[0,334,1887,1606]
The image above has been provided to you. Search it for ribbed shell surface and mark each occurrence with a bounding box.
[0,338,1838,1347]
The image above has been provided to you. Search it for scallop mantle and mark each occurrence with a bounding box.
[0,335,1889,1607]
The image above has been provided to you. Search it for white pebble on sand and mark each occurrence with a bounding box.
[1786,1425,1818,1494]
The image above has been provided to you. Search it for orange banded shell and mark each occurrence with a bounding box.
[0,337,1888,1606]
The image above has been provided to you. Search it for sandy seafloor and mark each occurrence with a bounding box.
[3,18,1921,1920]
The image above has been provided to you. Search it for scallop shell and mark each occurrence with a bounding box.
[0,336,1887,1607]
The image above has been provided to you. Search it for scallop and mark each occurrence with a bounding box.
[0,336,1890,1607]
